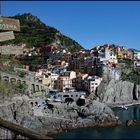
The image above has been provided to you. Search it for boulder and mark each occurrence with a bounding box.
[126,120,136,127]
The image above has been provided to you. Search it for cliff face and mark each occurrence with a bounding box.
[96,79,140,104]
[96,65,140,104]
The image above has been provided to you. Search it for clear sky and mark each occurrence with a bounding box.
[2,1,140,50]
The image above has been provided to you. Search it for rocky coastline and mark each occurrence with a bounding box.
[48,120,120,137]
[0,94,120,138]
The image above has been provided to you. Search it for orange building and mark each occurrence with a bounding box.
[54,76,73,92]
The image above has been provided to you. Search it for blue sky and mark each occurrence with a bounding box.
[2,1,140,50]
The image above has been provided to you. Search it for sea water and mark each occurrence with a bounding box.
[54,105,140,139]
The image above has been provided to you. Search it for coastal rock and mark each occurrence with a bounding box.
[77,101,117,125]
[20,116,43,132]
[96,79,136,103]
[126,120,136,127]
[0,95,32,122]
[19,100,119,133]
[96,65,140,104]
[0,95,120,137]
[136,85,140,99]
[0,95,33,138]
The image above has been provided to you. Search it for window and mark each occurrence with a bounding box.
[95,83,98,85]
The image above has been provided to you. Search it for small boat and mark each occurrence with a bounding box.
[46,98,54,101]
[121,105,128,110]
[54,98,62,102]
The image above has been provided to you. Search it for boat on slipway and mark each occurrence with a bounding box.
[121,105,128,110]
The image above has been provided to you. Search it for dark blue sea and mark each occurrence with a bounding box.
[54,105,140,139]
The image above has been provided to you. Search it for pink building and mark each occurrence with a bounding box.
[54,76,73,92]
[126,49,134,60]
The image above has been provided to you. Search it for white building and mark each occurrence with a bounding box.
[99,48,117,64]
[134,51,140,60]
[134,60,140,68]
[84,76,102,94]
[50,73,59,88]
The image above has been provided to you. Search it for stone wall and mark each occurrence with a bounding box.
[0,44,25,55]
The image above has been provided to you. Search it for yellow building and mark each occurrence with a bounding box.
[117,47,127,59]
[108,59,118,64]
[42,77,51,88]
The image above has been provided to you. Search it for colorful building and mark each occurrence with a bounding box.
[134,51,140,60]
[126,49,134,60]
[84,76,102,94]
[72,72,88,91]
[54,76,73,92]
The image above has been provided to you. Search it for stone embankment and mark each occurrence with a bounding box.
[0,44,26,55]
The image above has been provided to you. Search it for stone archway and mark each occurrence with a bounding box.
[22,81,26,85]
[41,86,46,92]
[17,79,21,84]
[41,86,44,90]
[3,76,9,82]
[10,78,16,84]
[36,85,39,92]
[31,84,35,93]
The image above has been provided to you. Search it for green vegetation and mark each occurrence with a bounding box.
[118,58,133,67]
[0,80,28,98]
[15,82,28,94]
[0,13,83,53]
[123,58,133,67]
[59,35,83,52]
[0,55,22,72]
[17,71,27,78]
[19,55,45,71]
[121,70,140,85]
